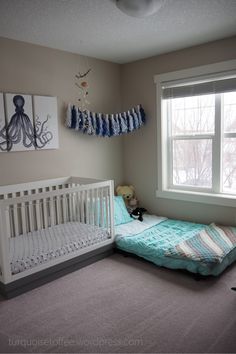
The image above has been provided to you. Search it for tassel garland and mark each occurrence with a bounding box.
[66,104,146,137]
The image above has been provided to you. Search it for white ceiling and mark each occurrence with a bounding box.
[0,0,236,64]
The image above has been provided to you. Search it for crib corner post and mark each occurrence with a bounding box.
[109,180,115,241]
[0,206,12,284]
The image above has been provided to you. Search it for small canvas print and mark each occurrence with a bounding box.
[0,93,7,152]
[5,93,35,152]
[33,95,59,150]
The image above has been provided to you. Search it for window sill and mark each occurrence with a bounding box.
[156,189,236,207]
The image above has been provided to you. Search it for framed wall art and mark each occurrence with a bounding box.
[0,93,58,152]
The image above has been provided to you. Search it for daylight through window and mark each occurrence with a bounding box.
[162,75,236,196]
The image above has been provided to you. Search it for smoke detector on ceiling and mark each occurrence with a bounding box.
[116,0,165,18]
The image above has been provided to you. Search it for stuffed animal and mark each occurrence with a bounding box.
[116,185,137,207]
[130,207,147,222]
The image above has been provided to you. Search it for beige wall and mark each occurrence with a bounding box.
[0,37,123,186]
[1,36,236,225]
[121,36,236,225]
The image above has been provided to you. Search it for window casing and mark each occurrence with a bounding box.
[154,60,236,207]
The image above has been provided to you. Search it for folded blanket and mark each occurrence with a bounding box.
[165,223,236,264]
[115,215,167,238]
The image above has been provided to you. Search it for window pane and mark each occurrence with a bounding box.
[173,139,212,188]
[223,92,236,133]
[223,138,236,193]
[171,94,215,135]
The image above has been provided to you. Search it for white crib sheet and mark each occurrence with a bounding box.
[10,222,110,274]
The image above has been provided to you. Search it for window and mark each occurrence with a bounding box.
[155,60,236,207]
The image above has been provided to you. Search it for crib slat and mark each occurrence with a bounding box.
[87,190,91,225]
[55,186,61,225]
[35,199,41,230]
[105,187,109,231]
[100,188,104,228]
[94,188,99,226]
[49,187,55,227]
[90,189,95,226]
[81,190,85,223]
[43,188,48,229]
[62,193,67,223]
[5,207,11,238]
[71,190,76,222]
[0,206,12,282]
[12,192,19,237]
[20,191,27,234]
[28,200,34,232]
[86,189,90,225]
[76,190,81,222]
[68,185,73,222]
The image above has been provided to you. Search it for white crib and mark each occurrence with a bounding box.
[0,177,114,297]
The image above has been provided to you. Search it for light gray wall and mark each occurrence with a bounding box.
[0,37,123,186]
[121,36,236,225]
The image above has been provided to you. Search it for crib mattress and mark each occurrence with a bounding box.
[10,222,110,274]
[115,219,236,276]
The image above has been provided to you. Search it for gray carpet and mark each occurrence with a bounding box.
[0,253,236,353]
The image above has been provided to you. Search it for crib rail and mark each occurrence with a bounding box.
[0,179,114,283]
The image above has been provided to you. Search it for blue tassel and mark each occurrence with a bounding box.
[101,114,107,137]
[110,114,120,136]
[127,111,134,133]
[119,113,128,134]
[132,109,139,129]
[91,112,97,136]
[78,108,84,131]
[131,108,140,129]
[71,106,77,129]
[138,104,146,125]
[98,113,104,136]
[104,114,110,137]
[95,114,100,135]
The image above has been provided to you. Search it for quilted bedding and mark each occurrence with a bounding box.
[115,217,236,276]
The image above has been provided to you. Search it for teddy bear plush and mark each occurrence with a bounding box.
[116,185,138,210]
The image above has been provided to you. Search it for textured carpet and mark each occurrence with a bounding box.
[0,253,236,353]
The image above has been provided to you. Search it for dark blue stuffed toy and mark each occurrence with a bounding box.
[130,207,147,222]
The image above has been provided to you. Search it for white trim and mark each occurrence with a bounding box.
[154,60,236,85]
[155,59,236,207]
[212,94,222,192]
[156,189,236,208]
[171,134,214,140]
[224,132,236,138]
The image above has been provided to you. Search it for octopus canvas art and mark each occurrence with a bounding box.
[0,94,58,152]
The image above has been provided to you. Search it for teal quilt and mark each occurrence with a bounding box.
[115,219,236,276]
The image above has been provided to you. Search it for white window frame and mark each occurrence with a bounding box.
[154,59,236,208]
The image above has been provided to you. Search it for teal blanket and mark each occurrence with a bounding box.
[115,219,236,276]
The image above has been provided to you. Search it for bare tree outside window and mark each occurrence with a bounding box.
[167,92,236,194]
[170,95,214,188]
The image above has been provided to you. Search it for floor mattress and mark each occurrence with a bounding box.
[115,218,236,276]
[10,222,110,274]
